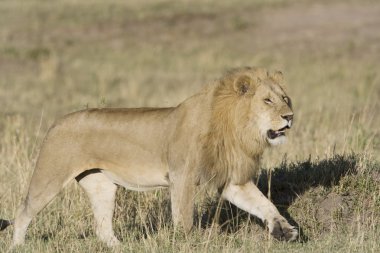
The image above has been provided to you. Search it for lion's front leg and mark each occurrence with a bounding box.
[169,170,195,232]
[222,181,298,241]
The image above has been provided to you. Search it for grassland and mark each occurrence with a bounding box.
[0,0,379,252]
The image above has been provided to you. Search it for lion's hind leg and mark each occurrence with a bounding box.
[12,169,75,246]
[76,170,120,247]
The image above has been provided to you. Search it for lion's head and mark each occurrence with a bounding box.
[233,67,294,146]
[214,67,293,147]
[203,67,294,186]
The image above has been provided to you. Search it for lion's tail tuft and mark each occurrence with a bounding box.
[0,219,13,231]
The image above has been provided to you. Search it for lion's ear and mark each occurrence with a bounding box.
[271,71,285,88]
[271,70,285,85]
[234,75,255,95]
[271,70,288,91]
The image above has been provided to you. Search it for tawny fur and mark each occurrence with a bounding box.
[2,67,298,247]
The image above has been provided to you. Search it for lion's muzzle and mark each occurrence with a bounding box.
[267,125,290,140]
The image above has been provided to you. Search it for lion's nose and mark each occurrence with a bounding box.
[281,114,293,122]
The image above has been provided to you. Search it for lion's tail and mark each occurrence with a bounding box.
[0,219,13,231]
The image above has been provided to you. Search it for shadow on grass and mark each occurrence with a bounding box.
[199,154,358,241]
[114,154,359,242]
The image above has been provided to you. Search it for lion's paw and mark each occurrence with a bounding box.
[269,217,298,242]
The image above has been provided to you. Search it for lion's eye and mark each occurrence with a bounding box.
[264,98,273,104]
[283,96,289,104]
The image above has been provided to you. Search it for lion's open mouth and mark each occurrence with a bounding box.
[267,126,290,139]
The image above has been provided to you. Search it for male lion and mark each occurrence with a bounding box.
[1,67,297,247]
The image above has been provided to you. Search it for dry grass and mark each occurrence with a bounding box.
[0,0,379,252]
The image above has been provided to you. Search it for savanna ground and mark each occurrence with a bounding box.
[0,0,379,252]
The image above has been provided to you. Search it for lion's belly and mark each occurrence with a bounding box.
[100,164,170,191]
[85,134,171,191]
